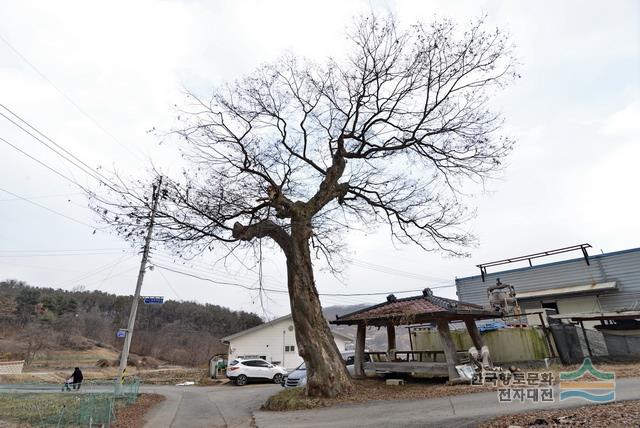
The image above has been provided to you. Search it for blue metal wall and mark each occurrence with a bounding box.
[455,247,640,311]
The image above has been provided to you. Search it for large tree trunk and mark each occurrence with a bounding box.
[287,218,353,397]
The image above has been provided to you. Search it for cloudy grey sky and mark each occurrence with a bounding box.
[0,0,638,319]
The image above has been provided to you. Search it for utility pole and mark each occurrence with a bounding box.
[116,177,162,393]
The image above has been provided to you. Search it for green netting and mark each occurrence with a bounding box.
[78,394,114,426]
[0,378,141,427]
[116,377,141,404]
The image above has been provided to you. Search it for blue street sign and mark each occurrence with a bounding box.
[143,296,164,304]
[116,329,127,338]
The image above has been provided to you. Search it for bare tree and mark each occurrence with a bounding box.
[18,322,53,366]
[93,15,517,397]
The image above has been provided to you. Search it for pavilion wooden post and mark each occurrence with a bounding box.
[436,319,459,381]
[386,324,396,361]
[464,318,485,350]
[354,322,366,377]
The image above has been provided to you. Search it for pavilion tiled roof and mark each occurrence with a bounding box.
[331,288,500,326]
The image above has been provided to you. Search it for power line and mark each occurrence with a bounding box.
[0,109,101,181]
[0,258,82,273]
[0,104,119,185]
[58,254,135,288]
[150,251,454,304]
[0,33,146,162]
[151,252,284,290]
[152,262,454,298]
[81,266,139,287]
[0,192,84,202]
[0,135,88,191]
[151,251,454,302]
[153,263,286,293]
[0,115,451,300]
[0,186,98,229]
[0,251,129,258]
[346,257,450,282]
[0,106,121,193]
[156,268,183,301]
[0,188,454,299]
[0,247,127,253]
[96,254,133,289]
[1,105,450,297]
[317,284,455,297]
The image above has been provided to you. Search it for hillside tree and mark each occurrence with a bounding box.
[93,15,518,397]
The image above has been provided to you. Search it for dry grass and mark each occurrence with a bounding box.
[0,344,206,386]
[28,347,119,370]
[0,392,164,427]
[0,372,67,384]
[0,393,115,426]
[112,393,165,428]
[481,399,640,427]
[262,377,492,411]
[262,360,640,412]
[136,367,208,385]
[549,360,640,380]
[0,394,78,425]
[0,366,208,386]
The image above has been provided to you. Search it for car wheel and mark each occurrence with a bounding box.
[235,375,248,386]
[273,374,283,384]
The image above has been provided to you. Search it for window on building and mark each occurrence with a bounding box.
[285,345,295,352]
[541,301,559,314]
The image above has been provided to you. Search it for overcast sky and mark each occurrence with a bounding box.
[0,0,638,319]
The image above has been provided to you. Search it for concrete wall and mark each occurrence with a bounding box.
[0,360,24,374]
[455,248,640,324]
[413,327,550,363]
[227,317,349,370]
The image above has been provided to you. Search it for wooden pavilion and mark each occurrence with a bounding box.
[331,288,503,380]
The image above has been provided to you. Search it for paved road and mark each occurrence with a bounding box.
[142,383,280,428]
[254,377,640,428]
[4,378,639,427]
[0,381,280,428]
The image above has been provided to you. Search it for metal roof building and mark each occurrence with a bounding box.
[455,246,640,328]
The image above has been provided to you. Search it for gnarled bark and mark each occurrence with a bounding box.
[233,215,353,397]
[287,217,353,397]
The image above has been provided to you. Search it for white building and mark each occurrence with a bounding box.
[221,314,353,370]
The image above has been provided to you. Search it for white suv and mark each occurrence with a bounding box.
[226,358,287,386]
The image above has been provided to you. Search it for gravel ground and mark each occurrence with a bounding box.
[558,361,640,380]
[481,399,640,427]
[112,393,165,428]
